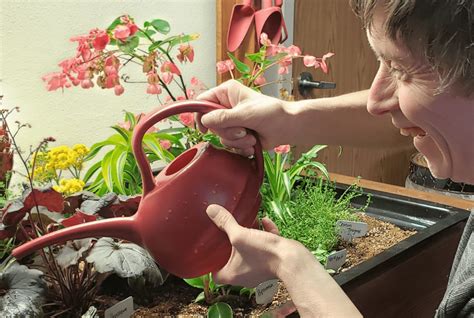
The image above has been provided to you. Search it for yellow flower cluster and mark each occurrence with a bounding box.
[33,144,89,183]
[53,178,85,195]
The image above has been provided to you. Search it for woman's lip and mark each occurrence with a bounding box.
[400,127,426,137]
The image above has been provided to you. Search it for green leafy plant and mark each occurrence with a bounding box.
[269,179,370,264]
[261,144,328,222]
[208,302,233,318]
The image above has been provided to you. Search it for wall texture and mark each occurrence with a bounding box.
[0,0,216,183]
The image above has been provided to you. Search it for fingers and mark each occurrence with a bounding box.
[206,204,241,240]
[262,217,280,235]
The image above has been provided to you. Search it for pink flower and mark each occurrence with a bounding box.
[177,44,195,63]
[320,52,335,74]
[114,25,131,41]
[303,55,317,67]
[80,79,94,89]
[160,140,172,150]
[147,71,160,84]
[160,62,181,84]
[146,83,162,94]
[286,45,302,57]
[179,112,194,127]
[190,76,200,86]
[186,88,196,99]
[274,144,290,154]
[278,66,289,74]
[120,15,138,36]
[92,29,110,50]
[260,32,272,46]
[42,72,70,91]
[216,59,235,74]
[254,75,266,85]
[114,84,124,96]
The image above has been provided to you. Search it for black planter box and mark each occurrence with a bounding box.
[285,184,470,318]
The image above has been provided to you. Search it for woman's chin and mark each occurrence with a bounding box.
[413,135,452,180]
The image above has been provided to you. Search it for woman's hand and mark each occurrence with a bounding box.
[197,80,296,156]
[206,204,295,287]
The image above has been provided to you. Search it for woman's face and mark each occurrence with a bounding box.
[366,9,474,183]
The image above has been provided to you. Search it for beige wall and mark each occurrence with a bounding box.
[0,0,216,184]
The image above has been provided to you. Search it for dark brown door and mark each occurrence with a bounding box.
[292,0,415,185]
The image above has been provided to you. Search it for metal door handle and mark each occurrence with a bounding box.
[298,72,336,97]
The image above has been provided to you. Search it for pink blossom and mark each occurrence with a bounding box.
[186,88,196,99]
[161,61,181,75]
[254,75,266,85]
[147,71,160,84]
[303,55,317,67]
[80,79,94,89]
[274,144,290,154]
[216,59,235,74]
[190,76,200,86]
[42,72,70,91]
[114,25,131,41]
[120,15,138,36]
[114,84,124,96]
[92,29,110,50]
[320,52,335,74]
[117,121,131,130]
[286,45,302,57]
[260,32,272,46]
[179,112,194,127]
[177,44,195,63]
[278,66,289,75]
[160,140,172,150]
[146,83,162,94]
[161,72,173,85]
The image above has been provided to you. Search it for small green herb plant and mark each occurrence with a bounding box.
[268,179,370,264]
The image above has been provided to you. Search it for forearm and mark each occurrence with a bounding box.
[276,242,362,317]
[284,90,409,148]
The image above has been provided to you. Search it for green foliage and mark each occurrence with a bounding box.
[208,302,233,318]
[261,145,328,222]
[83,111,182,196]
[269,179,370,259]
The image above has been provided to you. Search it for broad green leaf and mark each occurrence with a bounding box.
[245,52,264,63]
[83,160,102,184]
[194,291,205,303]
[118,35,140,54]
[183,274,206,289]
[227,52,250,74]
[110,126,131,145]
[101,151,114,192]
[106,17,122,32]
[110,146,127,194]
[207,302,233,318]
[137,28,156,38]
[146,19,170,34]
[124,111,137,128]
[143,134,175,162]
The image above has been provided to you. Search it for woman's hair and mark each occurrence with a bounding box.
[349,0,473,97]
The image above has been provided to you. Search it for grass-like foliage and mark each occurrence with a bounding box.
[269,179,370,256]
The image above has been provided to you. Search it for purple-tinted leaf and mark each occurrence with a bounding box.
[1,200,27,226]
[28,206,64,228]
[80,192,117,215]
[0,262,46,317]
[86,237,164,281]
[60,211,97,227]
[0,223,15,240]
[23,186,64,213]
[99,195,141,218]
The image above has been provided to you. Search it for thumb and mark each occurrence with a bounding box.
[206,204,241,240]
[201,108,245,130]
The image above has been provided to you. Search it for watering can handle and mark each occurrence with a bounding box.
[132,100,264,196]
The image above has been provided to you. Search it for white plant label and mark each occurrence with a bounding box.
[336,220,368,241]
[326,249,347,271]
[105,296,134,318]
[255,279,279,304]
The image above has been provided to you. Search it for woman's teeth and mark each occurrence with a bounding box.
[400,127,426,138]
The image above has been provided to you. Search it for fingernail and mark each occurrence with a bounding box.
[234,129,246,138]
[206,205,220,218]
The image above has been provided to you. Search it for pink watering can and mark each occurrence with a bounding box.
[12,101,264,278]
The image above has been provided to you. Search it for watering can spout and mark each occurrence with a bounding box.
[12,217,139,260]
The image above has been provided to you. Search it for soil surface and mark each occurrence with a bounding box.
[93,213,416,317]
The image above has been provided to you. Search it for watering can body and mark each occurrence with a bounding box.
[12,101,263,278]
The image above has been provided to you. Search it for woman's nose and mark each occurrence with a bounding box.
[367,65,400,116]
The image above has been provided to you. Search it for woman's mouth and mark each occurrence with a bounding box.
[400,127,426,138]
